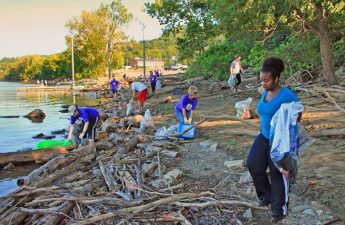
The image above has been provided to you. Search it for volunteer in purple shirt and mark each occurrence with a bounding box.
[67,105,99,143]
[175,86,198,124]
[149,71,157,94]
[109,74,119,97]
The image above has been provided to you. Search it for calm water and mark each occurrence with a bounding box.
[0,82,99,153]
[0,82,100,196]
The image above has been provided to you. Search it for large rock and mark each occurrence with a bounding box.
[24,109,46,120]
[224,160,243,170]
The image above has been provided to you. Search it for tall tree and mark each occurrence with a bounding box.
[212,0,345,84]
[65,0,132,78]
[145,0,220,61]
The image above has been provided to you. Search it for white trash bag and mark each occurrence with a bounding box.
[140,109,155,133]
[155,124,178,140]
[234,98,253,119]
[126,100,135,116]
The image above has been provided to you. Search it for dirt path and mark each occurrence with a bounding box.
[149,79,345,224]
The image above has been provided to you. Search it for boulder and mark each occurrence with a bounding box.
[32,133,45,139]
[24,109,46,120]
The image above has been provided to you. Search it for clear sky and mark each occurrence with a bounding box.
[0,0,163,58]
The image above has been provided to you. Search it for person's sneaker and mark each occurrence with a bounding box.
[258,199,271,207]
[270,214,285,223]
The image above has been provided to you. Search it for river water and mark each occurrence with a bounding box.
[0,81,99,196]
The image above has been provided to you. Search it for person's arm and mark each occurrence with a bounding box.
[189,110,195,122]
[67,124,74,140]
[182,108,189,124]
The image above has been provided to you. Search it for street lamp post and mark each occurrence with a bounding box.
[71,36,75,90]
[107,36,111,80]
[140,22,146,80]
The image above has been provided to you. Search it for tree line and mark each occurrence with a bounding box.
[0,0,178,82]
[145,0,345,84]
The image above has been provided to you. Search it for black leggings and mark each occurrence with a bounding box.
[246,133,289,217]
[151,83,156,93]
[235,73,241,86]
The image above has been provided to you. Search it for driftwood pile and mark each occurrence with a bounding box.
[0,91,266,225]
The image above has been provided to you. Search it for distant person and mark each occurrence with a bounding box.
[44,80,48,86]
[67,105,99,144]
[175,86,198,124]
[109,74,119,98]
[37,80,40,86]
[229,54,243,93]
[128,80,147,114]
[149,70,157,94]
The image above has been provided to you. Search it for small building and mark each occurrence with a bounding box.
[129,57,164,69]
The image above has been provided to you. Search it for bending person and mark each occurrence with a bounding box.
[67,105,99,144]
[175,86,198,124]
[128,80,147,114]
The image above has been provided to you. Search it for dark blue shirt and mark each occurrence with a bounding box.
[149,74,157,84]
[257,86,299,138]
[70,107,99,125]
[110,79,119,90]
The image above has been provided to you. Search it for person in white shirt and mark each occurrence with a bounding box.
[128,80,147,114]
[230,54,243,93]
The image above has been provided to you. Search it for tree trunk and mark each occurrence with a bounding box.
[315,2,338,85]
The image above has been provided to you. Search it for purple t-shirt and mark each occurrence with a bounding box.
[175,94,198,112]
[70,107,99,125]
[110,79,119,90]
[149,74,157,84]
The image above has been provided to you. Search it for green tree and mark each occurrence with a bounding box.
[212,0,345,84]
[65,0,132,78]
[145,0,220,61]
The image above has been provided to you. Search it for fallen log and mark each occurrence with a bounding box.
[174,199,268,211]
[0,115,20,118]
[0,146,73,168]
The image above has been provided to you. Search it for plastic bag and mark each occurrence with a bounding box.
[155,124,178,140]
[156,80,162,89]
[167,124,178,135]
[140,109,155,133]
[155,126,167,140]
[269,102,304,184]
[126,100,135,116]
[228,75,237,87]
[234,98,253,119]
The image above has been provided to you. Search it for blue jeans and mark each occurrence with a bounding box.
[176,110,191,123]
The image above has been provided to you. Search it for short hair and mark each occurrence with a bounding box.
[234,54,241,60]
[261,57,285,80]
[188,86,198,95]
